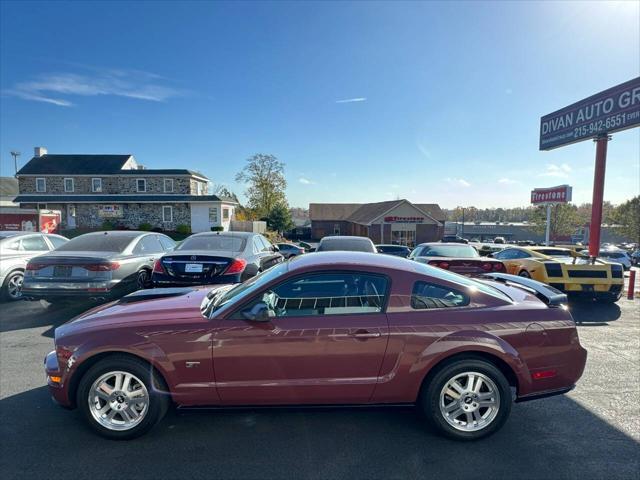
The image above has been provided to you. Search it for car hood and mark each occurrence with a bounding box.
[56,285,231,336]
[164,249,243,258]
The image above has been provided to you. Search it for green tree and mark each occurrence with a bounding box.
[531,203,581,238]
[266,202,294,234]
[612,196,640,243]
[235,154,287,219]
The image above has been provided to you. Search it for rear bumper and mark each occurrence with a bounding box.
[515,385,575,403]
[22,287,118,300]
[152,272,241,287]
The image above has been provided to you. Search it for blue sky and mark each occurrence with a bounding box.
[1,0,638,209]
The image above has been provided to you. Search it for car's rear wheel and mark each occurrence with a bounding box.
[77,356,169,440]
[1,270,24,301]
[420,359,512,440]
[136,269,151,290]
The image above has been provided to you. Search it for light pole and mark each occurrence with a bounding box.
[10,151,21,176]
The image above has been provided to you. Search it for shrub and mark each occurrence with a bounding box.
[176,224,191,235]
[138,222,152,231]
[101,220,116,230]
[210,226,224,232]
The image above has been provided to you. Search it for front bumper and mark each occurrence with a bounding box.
[44,350,73,408]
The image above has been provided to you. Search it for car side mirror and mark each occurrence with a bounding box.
[242,302,274,322]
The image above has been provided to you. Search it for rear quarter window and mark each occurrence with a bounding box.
[411,281,470,309]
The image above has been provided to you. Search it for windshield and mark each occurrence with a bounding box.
[535,248,579,257]
[55,234,134,252]
[418,245,479,258]
[177,235,246,252]
[318,238,375,252]
[206,262,289,315]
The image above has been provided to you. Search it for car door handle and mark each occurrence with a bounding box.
[349,330,381,339]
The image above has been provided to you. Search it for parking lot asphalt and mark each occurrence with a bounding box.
[1,294,639,480]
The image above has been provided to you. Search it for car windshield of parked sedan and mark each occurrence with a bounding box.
[318,238,375,252]
[418,245,479,258]
[205,262,289,315]
[176,235,246,252]
[55,234,134,252]
[414,261,512,303]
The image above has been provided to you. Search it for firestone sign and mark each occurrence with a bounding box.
[384,216,424,223]
[539,77,640,150]
[531,185,572,205]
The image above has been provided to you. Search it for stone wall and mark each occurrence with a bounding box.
[72,203,191,230]
[18,175,195,195]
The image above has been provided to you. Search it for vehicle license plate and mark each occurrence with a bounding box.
[185,263,203,273]
[54,266,72,277]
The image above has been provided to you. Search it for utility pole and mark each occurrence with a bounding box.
[10,151,21,176]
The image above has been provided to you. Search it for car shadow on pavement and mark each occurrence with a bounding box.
[1,386,638,480]
[0,300,95,337]
[569,300,622,326]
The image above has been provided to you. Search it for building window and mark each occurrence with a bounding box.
[222,208,230,221]
[137,179,147,192]
[209,207,218,223]
[333,224,340,235]
[37,203,47,210]
[162,205,173,222]
[64,178,74,192]
[36,178,46,192]
[92,178,102,192]
[164,178,174,193]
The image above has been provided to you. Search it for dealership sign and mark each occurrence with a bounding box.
[539,77,640,150]
[531,185,572,205]
[384,216,424,223]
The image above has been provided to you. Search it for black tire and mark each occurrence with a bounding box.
[77,355,170,440]
[136,269,151,290]
[419,358,512,441]
[1,270,24,302]
[518,270,531,278]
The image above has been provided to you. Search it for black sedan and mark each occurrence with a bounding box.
[375,244,412,258]
[152,231,283,287]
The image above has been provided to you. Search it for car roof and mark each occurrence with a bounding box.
[191,231,256,238]
[0,231,36,238]
[417,242,473,247]
[320,235,371,242]
[376,244,409,248]
[288,251,417,272]
[76,230,150,238]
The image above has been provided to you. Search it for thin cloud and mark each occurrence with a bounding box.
[446,177,471,188]
[498,177,518,185]
[539,163,572,178]
[335,97,367,103]
[3,69,184,106]
[299,177,315,185]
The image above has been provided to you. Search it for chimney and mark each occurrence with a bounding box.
[34,147,48,157]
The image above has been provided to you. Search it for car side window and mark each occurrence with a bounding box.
[252,237,263,254]
[158,236,176,251]
[411,281,470,309]
[47,236,68,249]
[259,236,272,252]
[20,235,49,251]
[513,250,531,259]
[134,235,164,254]
[4,239,22,251]
[494,249,516,260]
[235,272,388,318]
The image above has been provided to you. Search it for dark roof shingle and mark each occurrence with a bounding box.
[14,194,233,203]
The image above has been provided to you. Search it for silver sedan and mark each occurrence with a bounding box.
[0,231,68,301]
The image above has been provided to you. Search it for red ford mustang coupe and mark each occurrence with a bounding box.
[45,252,587,440]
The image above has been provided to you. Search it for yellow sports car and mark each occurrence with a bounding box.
[491,246,624,303]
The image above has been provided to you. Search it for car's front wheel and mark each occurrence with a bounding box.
[77,355,169,440]
[420,358,512,440]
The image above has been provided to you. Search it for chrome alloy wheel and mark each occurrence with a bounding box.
[88,371,149,431]
[439,371,500,432]
[6,272,24,300]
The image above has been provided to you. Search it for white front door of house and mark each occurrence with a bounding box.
[67,204,76,228]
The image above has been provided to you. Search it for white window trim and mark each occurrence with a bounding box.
[208,207,218,223]
[137,178,147,193]
[164,178,174,193]
[222,208,230,221]
[36,178,46,192]
[63,177,74,192]
[162,205,173,223]
[91,178,102,192]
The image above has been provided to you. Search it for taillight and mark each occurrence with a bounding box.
[153,259,166,274]
[438,262,450,269]
[492,262,504,271]
[481,262,493,271]
[225,258,247,274]
[84,262,120,271]
[26,263,45,270]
